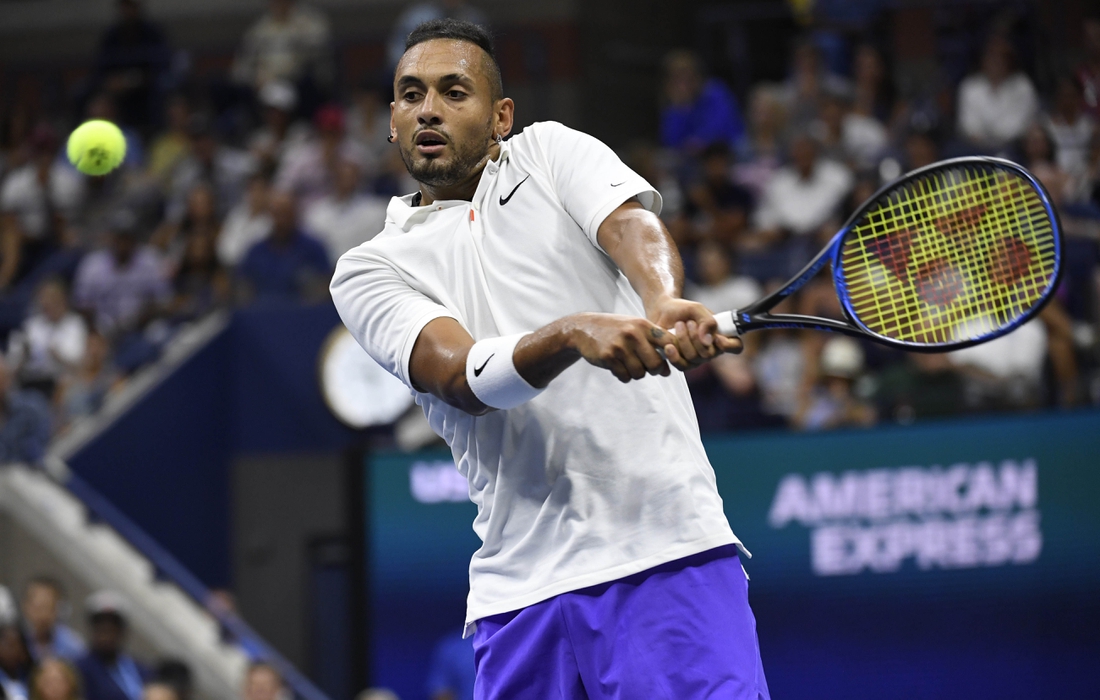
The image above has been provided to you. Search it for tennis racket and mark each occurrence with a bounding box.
[708,157,1062,352]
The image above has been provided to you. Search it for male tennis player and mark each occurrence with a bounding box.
[331,19,770,700]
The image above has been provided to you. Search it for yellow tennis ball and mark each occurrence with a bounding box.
[67,120,127,176]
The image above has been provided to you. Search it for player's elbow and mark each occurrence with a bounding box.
[435,375,494,416]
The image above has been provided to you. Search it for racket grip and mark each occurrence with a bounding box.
[714,311,739,337]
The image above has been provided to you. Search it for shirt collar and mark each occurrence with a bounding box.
[385,145,510,232]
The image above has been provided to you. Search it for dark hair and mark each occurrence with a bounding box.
[404,19,503,102]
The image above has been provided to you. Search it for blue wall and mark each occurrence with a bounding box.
[68,303,356,587]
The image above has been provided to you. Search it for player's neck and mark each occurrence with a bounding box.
[417,143,502,206]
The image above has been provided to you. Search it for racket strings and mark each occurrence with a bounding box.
[840,164,1057,345]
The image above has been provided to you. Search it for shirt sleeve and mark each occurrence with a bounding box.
[530,121,663,252]
[330,245,459,389]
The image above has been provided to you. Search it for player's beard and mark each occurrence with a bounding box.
[400,120,494,188]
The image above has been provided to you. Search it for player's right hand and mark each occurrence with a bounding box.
[566,313,674,383]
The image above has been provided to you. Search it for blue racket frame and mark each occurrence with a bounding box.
[731,157,1063,352]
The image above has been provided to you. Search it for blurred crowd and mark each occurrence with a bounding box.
[652,14,1100,433]
[0,578,292,700]
[0,0,1098,473]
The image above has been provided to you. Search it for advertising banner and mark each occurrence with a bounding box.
[367,410,1100,699]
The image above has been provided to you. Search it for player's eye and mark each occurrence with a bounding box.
[402,90,422,101]
[447,90,467,99]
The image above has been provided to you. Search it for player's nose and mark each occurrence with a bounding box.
[416,90,444,125]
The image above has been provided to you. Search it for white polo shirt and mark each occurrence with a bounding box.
[331,121,739,634]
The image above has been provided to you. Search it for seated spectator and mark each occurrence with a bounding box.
[794,336,876,430]
[0,620,33,700]
[236,191,329,304]
[346,82,394,183]
[752,328,805,423]
[155,183,221,269]
[146,95,192,187]
[902,128,939,171]
[810,93,887,171]
[303,159,387,264]
[0,126,85,290]
[72,213,169,337]
[75,592,149,700]
[20,577,85,663]
[660,51,745,153]
[1076,17,1100,120]
[56,331,120,430]
[232,0,334,96]
[140,683,177,700]
[751,134,853,247]
[275,105,366,211]
[872,352,967,424]
[0,355,53,464]
[167,116,255,224]
[733,85,787,200]
[91,0,172,130]
[29,656,82,700]
[781,39,851,132]
[1044,76,1095,200]
[956,35,1038,152]
[679,144,754,248]
[248,82,310,176]
[218,175,273,268]
[7,278,88,397]
[1020,123,1073,205]
[685,240,761,316]
[170,226,229,321]
[241,662,283,700]
[851,43,893,124]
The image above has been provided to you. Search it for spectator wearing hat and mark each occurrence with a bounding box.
[248,82,310,175]
[166,117,255,225]
[74,592,149,700]
[275,104,366,212]
[794,336,876,431]
[236,190,329,304]
[20,577,85,664]
[0,125,85,290]
[71,212,170,339]
[0,353,53,464]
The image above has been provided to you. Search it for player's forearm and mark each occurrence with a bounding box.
[597,202,684,313]
[513,316,585,389]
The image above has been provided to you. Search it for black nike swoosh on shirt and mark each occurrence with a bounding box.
[610,181,626,187]
[474,354,495,377]
[499,175,531,206]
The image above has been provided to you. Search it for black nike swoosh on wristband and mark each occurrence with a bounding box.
[499,175,530,205]
[474,354,495,377]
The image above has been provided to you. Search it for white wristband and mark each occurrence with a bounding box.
[466,333,543,409]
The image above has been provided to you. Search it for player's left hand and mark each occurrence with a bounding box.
[646,296,743,370]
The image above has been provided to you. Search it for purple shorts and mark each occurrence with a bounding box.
[472,545,770,700]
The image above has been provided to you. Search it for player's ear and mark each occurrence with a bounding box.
[494,97,515,139]
[389,103,397,143]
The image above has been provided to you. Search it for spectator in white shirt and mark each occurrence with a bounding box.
[248,81,310,175]
[752,133,853,242]
[303,159,387,265]
[275,104,366,211]
[7,277,87,393]
[218,174,273,268]
[232,0,333,93]
[956,35,1038,151]
[0,126,84,290]
[167,116,255,224]
[1043,76,1095,195]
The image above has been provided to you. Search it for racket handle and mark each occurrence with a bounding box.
[714,311,739,337]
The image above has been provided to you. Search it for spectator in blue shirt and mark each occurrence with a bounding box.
[21,577,86,663]
[0,356,52,465]
[237,190,330,304]
[660,50,745,154]
[75,591,150,700]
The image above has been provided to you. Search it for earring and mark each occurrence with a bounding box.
[494,134,503,144]
[387,134,395,143]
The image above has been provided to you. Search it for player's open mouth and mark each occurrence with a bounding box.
[415,130,447,156]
